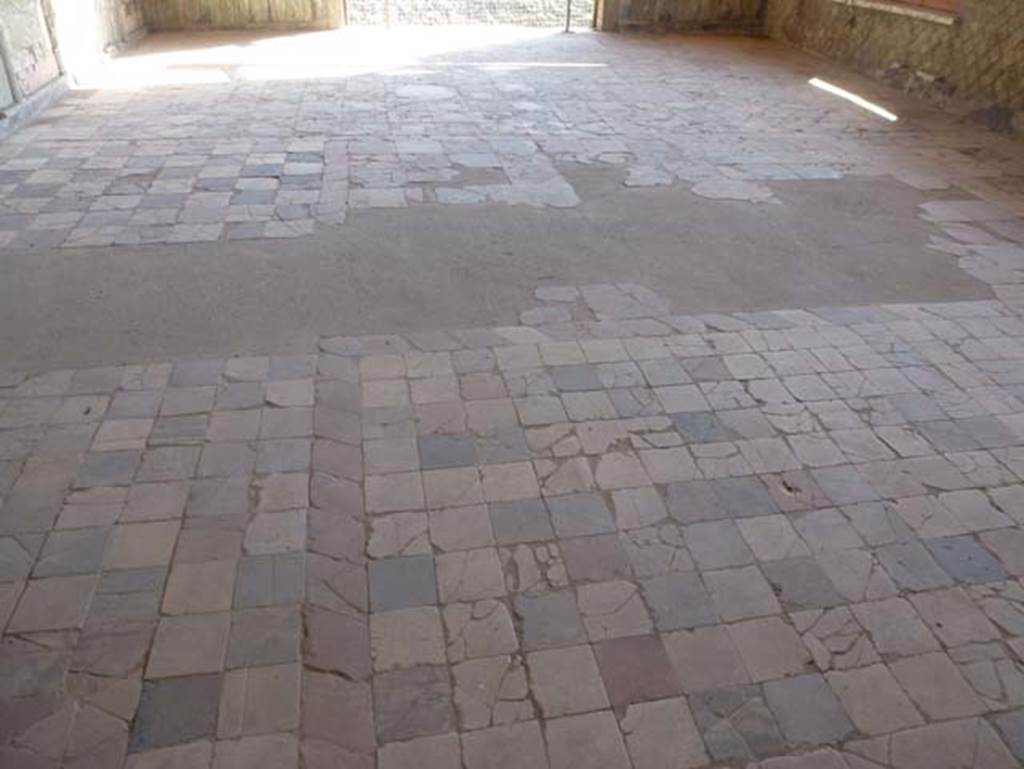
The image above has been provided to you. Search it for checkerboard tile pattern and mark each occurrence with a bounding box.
[1,31,1022,248]
[6,282,1024,767]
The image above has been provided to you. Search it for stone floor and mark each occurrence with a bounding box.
[5,277,1024,768]
[2,26,1021,250]
[3,22,1024,769]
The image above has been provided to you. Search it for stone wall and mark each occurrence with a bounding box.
[347,0,593,27]
[141,0,342,30]
[0,0,61,101]
[766,0,1024,132]
[0,0,146,110]
[614,0,763,32]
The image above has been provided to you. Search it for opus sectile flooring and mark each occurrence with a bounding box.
[1,27,1024,250]
[7,278,1024,768]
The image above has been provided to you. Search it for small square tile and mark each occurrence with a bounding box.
[366,472,425,513]
[926,534,1008,584]
[620,697,708,769]
[443,598,518,661]
[851,597,940,657]
[513,589,586,649]
[372,606,446,671]
[378,733,461,769]
[225,605,301,668]
[685,521,754,569]
[104,520,180,569]
[481,462,539,502]
[7,574,96,632]
[577,580,653,640]
[217,664,301,738]
[129,674,221,751]
[545,711,631,769]
[147,612,230,677]
[436,547,505,603]
[593,635,682,711]
[233,553,304,608]
[419,434,475,469]
[690,685,785,762]
[528,645,609,717]
[825,663,923,735]
[876,541,954,591]
[368,512,430,558]
[662,626,750,693]
[429,505,494,552]
[162,559,236,614]
[726,616,812,682]
[561,535,632,583]
[889,651,986,719]
[461,721,547,769]
[33,526,109,577]
[374,665,455,741]
[641,572,717,631]
[369,555,438,611]
[423,467,483,509]
[489,499,553,544]
[703,565,780,621]
[763,673,853,746]
[136,446,200,482]
[547,493,615,538]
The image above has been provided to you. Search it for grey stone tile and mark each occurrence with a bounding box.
[925,535,1009,584]
[129,674,221,751]
[233,553,304,608]
[671,412,733,443]
[689,685,786,762]
[418,434,475,469]
[488,498,554,544]
[225,605,301,668]
[33,526,109,577]
[546,492,616,538]
[761,557,845,610]
[369,555,438,611]
[256,439,310,473]
[514,589,586,649]
[875,541,955,590]
[763,673,853,746]
[641,572,717,630]
[373,665,455,742]
[551,365,602,392]
[76,450,141,487]
[561,534,632,583]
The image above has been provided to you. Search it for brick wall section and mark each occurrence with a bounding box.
[616,0,763,32]
[346,0,593,26]
[0,0,62,99]
[765,0,1024,132]
[142,0,341,30]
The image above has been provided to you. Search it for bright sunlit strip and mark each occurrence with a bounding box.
[809,77,898,122]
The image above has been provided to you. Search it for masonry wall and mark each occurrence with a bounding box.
[141,0,342,30]
[0,0,61,100]
[765,0,1024,132]
[346,0,593,27]
[614,0,762,32]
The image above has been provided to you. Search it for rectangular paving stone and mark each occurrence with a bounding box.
[763,673,853,746]
[225,605,301,668]
[369,555,438,611]
[514,589,586,649]
[546,492,616,538]
[925,534,1009,583]
[129,674,221,751]
[373,665,455,742]
[689,685,786,762]
[234,553,304,608]
[33,526,109,577]
[641,572,717,631]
